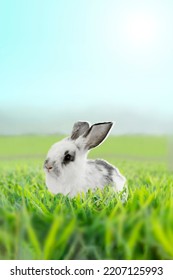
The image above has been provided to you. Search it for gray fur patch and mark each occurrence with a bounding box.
[88,159,114,184]
[103,175,113,184]
[53,164,60,176]
[95,159,114,183]
[44,158,49,166]
[95,159,114,173]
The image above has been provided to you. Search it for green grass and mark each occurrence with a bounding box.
[0,135,167,158]
[0,135,173,260]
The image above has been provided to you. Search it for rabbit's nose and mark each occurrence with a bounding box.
[46,165,53,171]
[44,160,53,171]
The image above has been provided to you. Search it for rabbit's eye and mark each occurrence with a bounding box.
[63,151,76,165]
[64,154,71,162]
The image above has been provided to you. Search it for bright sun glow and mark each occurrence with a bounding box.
[104,9,160,57]
[124,12,158,48]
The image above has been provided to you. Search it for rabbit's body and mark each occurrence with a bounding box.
[44,122,127,197]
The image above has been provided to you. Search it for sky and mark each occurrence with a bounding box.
[0,0,173,135]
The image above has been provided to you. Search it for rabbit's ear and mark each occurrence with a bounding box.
[84,122,113,150]
[71,121,90,140]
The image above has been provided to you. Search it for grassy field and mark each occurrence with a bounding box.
[0,135,173,260]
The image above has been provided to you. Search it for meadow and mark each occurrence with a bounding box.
[0,135,173,260]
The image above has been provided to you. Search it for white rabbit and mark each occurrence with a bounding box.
[44,121,127,198]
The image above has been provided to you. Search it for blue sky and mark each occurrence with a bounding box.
[0,0,173,134]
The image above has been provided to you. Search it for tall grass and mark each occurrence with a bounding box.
[0,135,172,260]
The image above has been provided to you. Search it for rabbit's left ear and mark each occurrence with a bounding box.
[71,121,90,140]
[84,122,113,150]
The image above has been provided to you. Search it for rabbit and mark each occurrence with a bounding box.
[43,121,127,198]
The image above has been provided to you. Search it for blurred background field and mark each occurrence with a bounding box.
[0,135,173,260]
[0,134,168,160]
